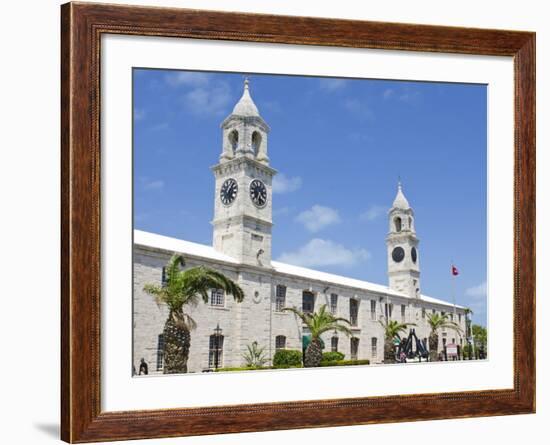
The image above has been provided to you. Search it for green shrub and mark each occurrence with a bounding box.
[322,351,345,362]
[273,349,303,368]
[215,366,266,372]
[270,364,303,369]
[319,359,370,367]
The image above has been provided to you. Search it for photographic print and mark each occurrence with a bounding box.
[132,70,488,376]
[62,5,535,440]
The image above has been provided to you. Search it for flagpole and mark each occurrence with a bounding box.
[451,261,456,316]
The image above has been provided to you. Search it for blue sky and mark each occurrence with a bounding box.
[133,69,487,326]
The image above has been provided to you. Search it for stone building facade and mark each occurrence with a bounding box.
[133,80,467,374]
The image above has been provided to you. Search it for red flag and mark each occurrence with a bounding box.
[451,265,459,276]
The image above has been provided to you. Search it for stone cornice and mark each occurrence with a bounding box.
[211,156,277,177]
[220,114,270,133]
[211,214,274,228]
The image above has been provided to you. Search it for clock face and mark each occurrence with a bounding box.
[249,179,267,208]
[411,247,417,263]
[392,246,405,263]
[220,178,238,205]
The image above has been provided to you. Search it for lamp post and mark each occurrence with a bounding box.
[213,323,223,370]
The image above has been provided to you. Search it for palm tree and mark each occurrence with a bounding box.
[283,304,353,367]
[378,319,416,364]
[426,313,463,362]
[144,254,244,374]
[463,307,473,358]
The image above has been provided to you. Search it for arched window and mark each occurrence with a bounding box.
[331,336,339,352]
[408,216,413,230]
[350,337,359,360]
[275,285,286,312]
[210,289,225,307]
[208,334,224,369]
[349,299,359,326]
[371,337,378,358]
[275,335,286,350]
[394,217,402,232]
[251,131,262,156]
[302,291,315,314]
[228,130,239,154]
[330,293,338,314]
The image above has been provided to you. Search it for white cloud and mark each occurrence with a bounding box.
[296,205,341,233]
[319,78,348,92]
[382,86,421,104]
[273,206,291,217]
[272,174,302,194]
[465,281,487,297]
[343,98,374,120]
[463,281,487,317]
[164,71,232,117]
[359,205,387,222]
[398,89,421,103]
[183,81,232,117]
[278,239,370,268]
[142,179,165,191]
[383,88,395,99]
[165,71,210,88]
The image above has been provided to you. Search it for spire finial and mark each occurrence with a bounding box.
[229,75,260,117]
[392,176,410,210]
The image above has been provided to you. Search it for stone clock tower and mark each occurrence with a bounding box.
[211,79,276,267]
[386,182,420,298]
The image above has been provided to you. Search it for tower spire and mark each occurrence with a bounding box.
[387,181,419,298]
[392,179,410,210]
[231,76,260,117]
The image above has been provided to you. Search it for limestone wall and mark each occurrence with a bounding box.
[133,244,468,375]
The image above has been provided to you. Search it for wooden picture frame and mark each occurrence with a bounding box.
[61,2,535,442]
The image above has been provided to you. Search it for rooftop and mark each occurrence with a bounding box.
[134,230,464,309]
[392,181,410,210]
[231,78,260,117]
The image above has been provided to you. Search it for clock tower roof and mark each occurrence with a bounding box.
[231,78,260,118]
[392,181,410,210]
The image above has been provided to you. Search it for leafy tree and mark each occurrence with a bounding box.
[378,319,416,364]
[426,313,463,362]
[472,324,487,358]
[283,304,353,367]
[242,341,268,368]
[144,254,244,374]
[461,343,473,360]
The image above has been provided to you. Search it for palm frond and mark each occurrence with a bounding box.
[283,304,352,338]
[165,254,185,288]
[181,266,244,303]
[143,254,244,313]
[282,306,310,326]
[143,283,168,308]
[317,322,353,337]
[378,319,416,339]
[426,312,463,335]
